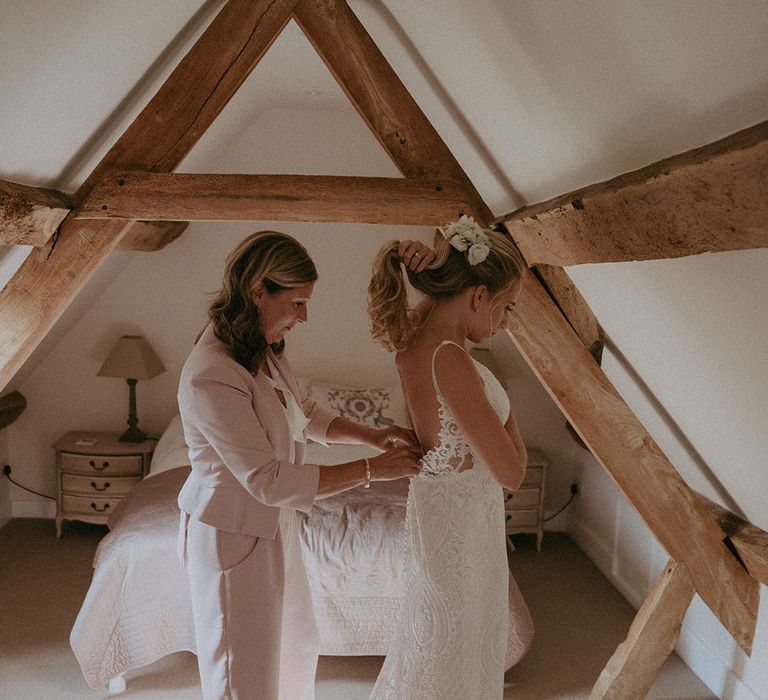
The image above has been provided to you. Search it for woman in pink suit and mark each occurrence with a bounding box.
[177,231,423,700]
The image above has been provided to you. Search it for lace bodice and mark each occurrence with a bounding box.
[420,341,510,476]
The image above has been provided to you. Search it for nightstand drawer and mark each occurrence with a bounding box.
[506,509,540,527]
[61,494,119,517]
[60,452,143,476]
[505,487,541,509]
[61,474,141,496]
[521,465,543,486]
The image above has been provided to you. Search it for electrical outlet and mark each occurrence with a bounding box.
[3,465,11,477]
[570,482,579,496]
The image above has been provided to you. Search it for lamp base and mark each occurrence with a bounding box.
[119,425,147,443]
[120,378,146,442]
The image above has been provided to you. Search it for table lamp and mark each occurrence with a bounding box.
[97,335,166,442]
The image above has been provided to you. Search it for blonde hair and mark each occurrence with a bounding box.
[368,228,523,351]
[209,231,317,372]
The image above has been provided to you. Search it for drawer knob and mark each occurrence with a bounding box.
[90,502,110,513]
[89,460,110,471]
[90,481,110,492]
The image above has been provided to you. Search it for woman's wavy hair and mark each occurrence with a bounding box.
[368,227,523,351]
[208,230,317,373]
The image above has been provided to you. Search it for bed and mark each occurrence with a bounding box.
[70,384,534,692]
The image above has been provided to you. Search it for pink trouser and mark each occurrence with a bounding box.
[180,512,319,700]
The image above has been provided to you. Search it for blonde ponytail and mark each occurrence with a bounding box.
[368,241,415,351]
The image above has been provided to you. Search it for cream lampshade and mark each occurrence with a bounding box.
[98,335,166,442]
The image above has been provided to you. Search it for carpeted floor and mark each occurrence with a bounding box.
[0,519,714,699]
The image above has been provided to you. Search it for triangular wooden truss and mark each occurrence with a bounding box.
[1,0,765,694]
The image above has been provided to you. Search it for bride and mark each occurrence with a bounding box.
[367,217,533,699]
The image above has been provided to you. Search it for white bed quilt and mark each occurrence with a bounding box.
[70,467,196,689]
[71,463,529,690]
[69,466,409,689]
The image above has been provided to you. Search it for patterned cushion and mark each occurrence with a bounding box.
[306,383,409,429]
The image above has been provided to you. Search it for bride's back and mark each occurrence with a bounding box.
[395,340,448,455]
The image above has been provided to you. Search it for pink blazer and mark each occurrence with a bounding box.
[177,325,335,538]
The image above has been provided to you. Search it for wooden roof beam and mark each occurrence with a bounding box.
[499,120,768,266]
[0,0,299,391]
[590,560,696,699]
[293,0,492,223]
[0,179,72,246]
[75,172,473,226]
[505,272,759,653]
[698,493,768,587]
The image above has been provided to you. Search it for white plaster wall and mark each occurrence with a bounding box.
[0,246,31,296]
[568,252,768,531]
[566,255,768,700]
[0,0,215,191]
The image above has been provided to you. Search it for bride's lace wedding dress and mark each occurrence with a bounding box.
[370,341,532,700]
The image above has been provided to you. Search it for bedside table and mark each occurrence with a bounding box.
[53,432,156,538]
[504,448,549,552]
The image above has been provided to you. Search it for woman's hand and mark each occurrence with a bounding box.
[370,425,420,451]
[369,445,421,481]
[398,240,436,273]
[316,446,420,498]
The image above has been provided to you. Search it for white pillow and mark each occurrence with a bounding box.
[305,382,410,430]
[147,414,190,477]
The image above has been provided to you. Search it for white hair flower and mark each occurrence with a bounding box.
[440,215,491,265]
[467,241,490,265]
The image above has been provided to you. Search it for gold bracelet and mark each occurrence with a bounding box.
[363,457,371,489]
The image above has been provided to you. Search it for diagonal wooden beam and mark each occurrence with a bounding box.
[498,120,768,266]
[292,0,492,223]
[532,264,604,364]
[74,172,473,226]
[505,272,758,653]
[531,263,605,449]
[0,219,135,391]
[698,493,768,587]
[0,179,72,246]
[79,0,300,253]
[75,0,300,197]
[0,0,299,392]
[590,560,696,699]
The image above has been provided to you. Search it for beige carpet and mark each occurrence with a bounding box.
[0,519,714,699]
